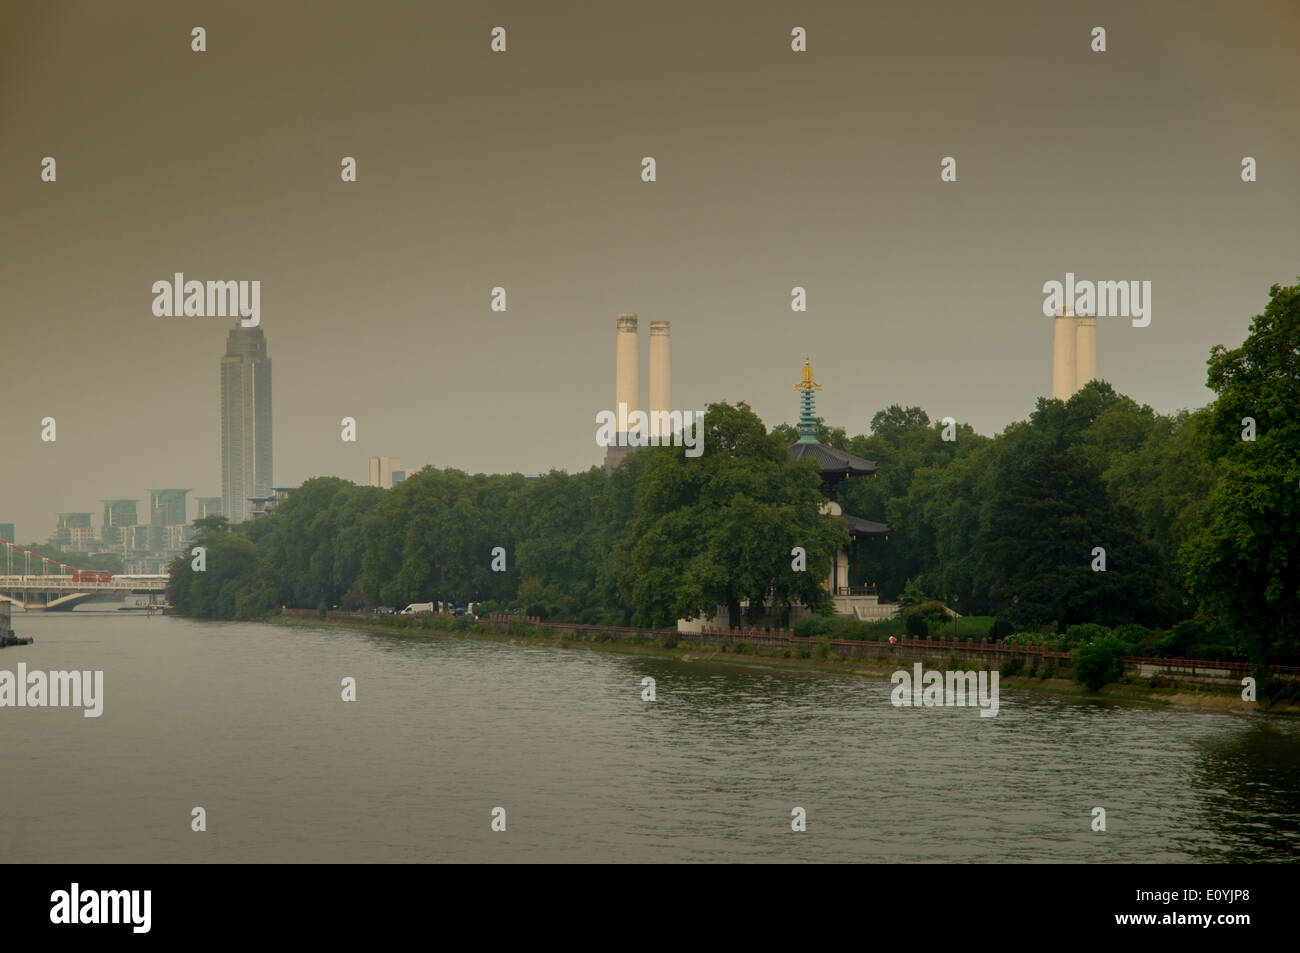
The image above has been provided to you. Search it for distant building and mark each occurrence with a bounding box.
[248,486,295,519]
[368,457,403,489]
[120,525,152,554]
[52,512,95,551]
[194,497,223,520]
[146,490,189,555]
[101,499,139,549]
[221,322,273,523]
[163,524,193,552]
[149,489,189,527]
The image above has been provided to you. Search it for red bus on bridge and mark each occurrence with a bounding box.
[71,570,111,584]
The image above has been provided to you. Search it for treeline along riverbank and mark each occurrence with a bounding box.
[167,283,1300,687]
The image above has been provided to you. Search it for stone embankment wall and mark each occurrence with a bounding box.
[284,609,1300,687]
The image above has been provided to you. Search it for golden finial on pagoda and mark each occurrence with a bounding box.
[794,355,821,391]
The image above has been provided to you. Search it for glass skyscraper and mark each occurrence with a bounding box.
[220,323,272,524]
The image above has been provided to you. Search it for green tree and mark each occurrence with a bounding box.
[165,518,260,618]
[1184,282,1300,662]
[622,402,848,629]
[983,395,1162,631]
[1073,635,1127,691]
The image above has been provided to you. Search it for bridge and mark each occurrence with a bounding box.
[0,539,168,611]
[0,575,168,611]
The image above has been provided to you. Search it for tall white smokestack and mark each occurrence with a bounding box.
[1075,315,1097,391]
[648,320,671,438]
[615,313,639,437]
[1052,307,1077,401]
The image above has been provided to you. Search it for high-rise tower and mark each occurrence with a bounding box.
[221,322,273,523]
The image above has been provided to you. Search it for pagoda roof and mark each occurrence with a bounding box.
[843,514,890,536]
[789,441,878,477]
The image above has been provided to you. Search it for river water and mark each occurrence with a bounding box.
[2,609,1298,863]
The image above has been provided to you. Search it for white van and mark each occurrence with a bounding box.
[400,602,435,614]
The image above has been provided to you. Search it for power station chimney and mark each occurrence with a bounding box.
[605,313,640,472]
[1052,306,1077,401]
[615,313,639,437]
[648,320,671,438]
[1075,315,1097,391]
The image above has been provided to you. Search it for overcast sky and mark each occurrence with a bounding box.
[2,0,1297,542]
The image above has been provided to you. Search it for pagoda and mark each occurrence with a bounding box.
[789,357,892,617]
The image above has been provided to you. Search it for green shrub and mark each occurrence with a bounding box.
[815,636,832,661]
[1066,623,1110,647]
[905,612,929,638]
[989,618,1015,641]
[1000,657,1024,677]
[899,577,930,608]
[913,600,952,628]
[1157,619,1208,658]
[793,615,834,638]
[1073,636,1127,691]
[1112,623,1155,653]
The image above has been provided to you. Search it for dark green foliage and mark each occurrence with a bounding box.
[911,600,952,629]
[1066,623,1111,645]
[793,615,834,638]
[989,618,1015,640]
[899,577,930,608]
[1184,282,1300,665]
[1073,635,1128,691]
[905,612,928,638]
[621,402,848,629]
[1000,657,1023,677]
[1111,623,1156,653]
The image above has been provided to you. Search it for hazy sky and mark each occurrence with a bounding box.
[2,0,1297,542]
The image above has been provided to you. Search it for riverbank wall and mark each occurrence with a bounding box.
[280,608,1299,689]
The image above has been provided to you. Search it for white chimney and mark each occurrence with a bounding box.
[615,313,639,437]
[648,320,671,438]
[1052,307,1077,400]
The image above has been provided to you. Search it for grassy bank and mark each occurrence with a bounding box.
[272,612,1296,714]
